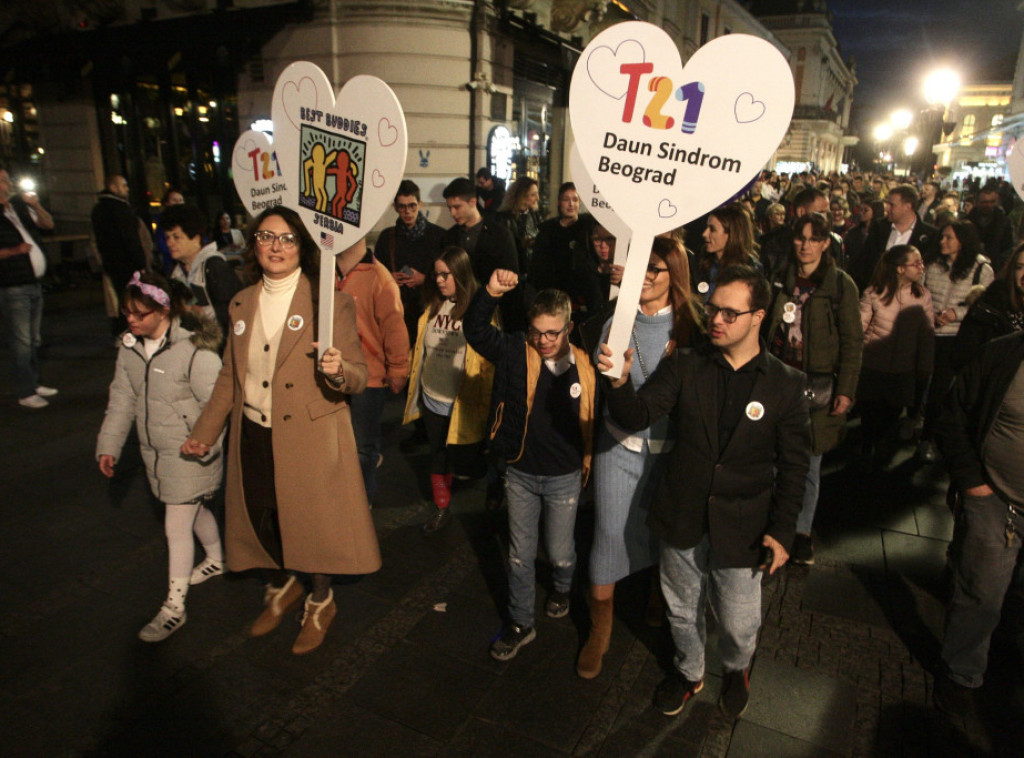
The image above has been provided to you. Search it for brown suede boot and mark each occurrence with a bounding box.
[249,575,304,637]
[292,590,337,655]
[576,596,614,679]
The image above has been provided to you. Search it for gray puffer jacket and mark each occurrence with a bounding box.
[96,317,224,504]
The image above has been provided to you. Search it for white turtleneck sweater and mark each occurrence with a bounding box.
[244,268,302,427]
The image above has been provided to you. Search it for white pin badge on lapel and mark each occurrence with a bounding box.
[234,320,246,336]
[287,315,304,331]
[746,401,765,420]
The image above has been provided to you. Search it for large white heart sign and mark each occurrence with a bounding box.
[1008,143,1024,203]
[231,129,287,217]
[269,62,407,356]
[570,22,794,375]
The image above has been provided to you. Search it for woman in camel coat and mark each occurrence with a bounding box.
[184,206,380,655]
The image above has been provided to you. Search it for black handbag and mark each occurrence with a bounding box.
[804,372,836,411]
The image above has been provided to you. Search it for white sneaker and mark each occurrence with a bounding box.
[190,557,225,585]
[18,394,48,409]
[138,604,187,642]
[35,386,58,397]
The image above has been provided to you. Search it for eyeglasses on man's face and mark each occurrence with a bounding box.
[704,303,756,324]
[253,230,299,249]
[395,202,418,212]
[527,324,569,343]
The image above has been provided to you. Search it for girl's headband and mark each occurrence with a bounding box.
[128,271,171,308]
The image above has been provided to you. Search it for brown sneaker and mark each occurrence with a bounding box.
[292,590,337,655]
[248,575,304,637]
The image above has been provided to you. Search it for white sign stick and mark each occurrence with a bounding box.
[601,232,650,377]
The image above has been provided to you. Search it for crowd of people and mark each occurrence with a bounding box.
[6,163,1020,722]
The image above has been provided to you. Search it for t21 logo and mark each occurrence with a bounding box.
[619,63,705,135]
[246,148,283,181]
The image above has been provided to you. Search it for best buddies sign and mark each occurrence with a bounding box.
[232,62,407,357]
[570,22,794,375]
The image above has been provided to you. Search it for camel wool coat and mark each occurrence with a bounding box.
[190,274,381,576]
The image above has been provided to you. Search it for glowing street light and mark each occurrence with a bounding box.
[890,109,913,130]
[904,136,919,156]
[874,123,894,142]
[924,68,960,107]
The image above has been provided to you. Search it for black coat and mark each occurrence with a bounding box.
[91,192,148,291]
[443,219,524,330]
[605,343,810,567]
[950,279,1022,372]
[935,331,1024,494]
[852,218,939,292]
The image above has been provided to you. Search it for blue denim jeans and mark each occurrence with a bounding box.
[795,453,823,535]
[349,386,387,501]
[0,282,42,399]
[505,467,582,628]
[943,490,1024,687]
[660,536,764,680]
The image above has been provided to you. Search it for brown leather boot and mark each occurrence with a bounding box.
[576,596,613,679]
[292,590,337,655]
[249,575,304,637]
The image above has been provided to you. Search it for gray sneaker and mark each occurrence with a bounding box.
[490,624,536,661]
[545,590,570,618]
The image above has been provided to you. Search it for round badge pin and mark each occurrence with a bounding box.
[287,315,304,331]
[234,320,246,336]
[783,301,797,313]
[570,382,582,399]
[122,333,137,348]
[783,311,796,323]
[697,281,710,294]
[746,401,765,421]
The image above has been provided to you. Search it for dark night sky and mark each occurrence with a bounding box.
[826,0,1021,133]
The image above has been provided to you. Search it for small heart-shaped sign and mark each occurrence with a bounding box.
[1009,143,1024,203]
[270,63,407,253]
[231,129,288,217]
[570,22,794,235]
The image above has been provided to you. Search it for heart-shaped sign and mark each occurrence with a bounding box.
[570,22,793,233]
[573,22,794,233]
[231,129,287,217]
[266,62,407,355]
[570,22,793,376]
[1008,143,1024,203]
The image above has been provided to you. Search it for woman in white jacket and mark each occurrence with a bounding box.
[96,271,224,642]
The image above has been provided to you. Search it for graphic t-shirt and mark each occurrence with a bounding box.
[420,299,467,414]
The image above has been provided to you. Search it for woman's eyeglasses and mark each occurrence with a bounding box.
[434,271,452,281]
[253,231,299,249]
[121,307,154,320]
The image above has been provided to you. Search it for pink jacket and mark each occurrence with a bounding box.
[860,284,935,377]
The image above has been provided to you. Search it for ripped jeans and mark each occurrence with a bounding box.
[505,467,582,628]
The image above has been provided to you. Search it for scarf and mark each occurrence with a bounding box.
[397,212,427,242]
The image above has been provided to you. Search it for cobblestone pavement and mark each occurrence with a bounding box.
[1,281,1021,756]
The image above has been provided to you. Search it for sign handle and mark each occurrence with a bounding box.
[608,229,631,300]
[317,251,336,360]
[601,231,652,379]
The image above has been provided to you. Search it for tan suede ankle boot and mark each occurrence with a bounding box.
[576,596,614,679]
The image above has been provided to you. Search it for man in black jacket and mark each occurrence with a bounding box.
[932,331,1024,718]
[0,169,57,408]
[442,177,523,330]
[600,266,810,721]
[967,186,1014,272]
[851,184,938,291]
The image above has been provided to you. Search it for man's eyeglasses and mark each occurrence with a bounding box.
[395,203,418,212]
[253,231,299,249]
[704,303,756,324]
[527,325,569,343]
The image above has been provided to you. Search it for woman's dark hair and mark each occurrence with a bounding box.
[242,206,320,283]
[869,244,924,306]
[651,235,704,346]
[699,203,758,276]
[791,212,834,284]
[998,241,1024,312]
[499,176,538,214]
[423,246,477,321]
[930,220,983,282]
[122,270,186,320]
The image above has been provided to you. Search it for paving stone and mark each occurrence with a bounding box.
[726,721,843,758]
[799,568,889,627]
[445,716,565,757]
[284,701,441,757]
[880,530,949,587]
[812,525,886,572]
[743,656,857,754]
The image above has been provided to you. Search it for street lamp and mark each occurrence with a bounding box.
[904,136,919,157]
[890,109,913,131]
[874,123,893,142]
[924,67,960,138]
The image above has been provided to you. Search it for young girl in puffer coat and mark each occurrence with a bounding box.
[96,271,225,642]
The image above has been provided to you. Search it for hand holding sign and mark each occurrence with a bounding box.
[570,22,794,376]
[266,63,407,357]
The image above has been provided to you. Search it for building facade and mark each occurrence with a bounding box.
[0,0,853,244]
[932,83,1013,185]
